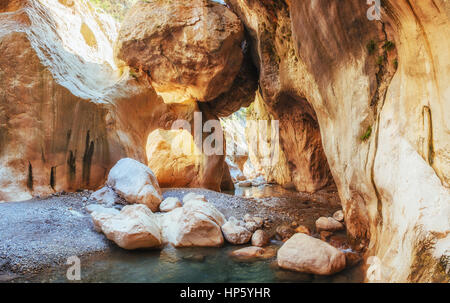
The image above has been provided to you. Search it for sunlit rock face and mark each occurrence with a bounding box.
[0,0,183,201]
[245,92,291,186]
[225,0,450,282]
[115,0,245,104]
[146,127,226,191]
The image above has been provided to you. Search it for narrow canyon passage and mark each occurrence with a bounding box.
[0,0,448,284]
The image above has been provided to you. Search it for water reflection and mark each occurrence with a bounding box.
[225,184,296,199]
[15,244,364,283]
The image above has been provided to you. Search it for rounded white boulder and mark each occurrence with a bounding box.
[106,158,163,212]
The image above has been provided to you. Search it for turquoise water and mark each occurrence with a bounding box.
[19,244,364,283]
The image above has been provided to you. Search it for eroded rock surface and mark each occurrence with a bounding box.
[0,0,191,201]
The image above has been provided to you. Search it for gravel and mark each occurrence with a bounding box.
[0,191,113,276]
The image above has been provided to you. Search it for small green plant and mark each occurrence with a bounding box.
[383,40,395,51]
[376,55,384,66]
[361,126,373,141]
[367,40,376,55]
[393,58,398,69]
[129,68,138,79]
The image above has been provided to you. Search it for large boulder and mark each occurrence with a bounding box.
[146,129,202,188]
[94,204,162,250]
[115,0,244,104]
[106,158,163,212]
[160,199,226,247]
[277,233,346,275]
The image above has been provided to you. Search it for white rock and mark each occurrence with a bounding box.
[230,246,265,258]
[96,204,162,250]
[245,221,259,233]
[106,158,163,212]
[160,199,225,247]
[333,210,345,222]
[277,233,346,275]
[315,217,345,232]
[244,214,263,228]
[182,192,207,203]
[251,229,269,247]
[159,197,182,212]
[239,181,252,187]
[90,186,121,206]
[222,220,252,245]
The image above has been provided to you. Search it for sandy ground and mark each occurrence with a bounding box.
[0,185,342,281]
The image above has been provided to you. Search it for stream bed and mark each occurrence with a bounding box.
[12,243,364,283]
[1,184,364,283]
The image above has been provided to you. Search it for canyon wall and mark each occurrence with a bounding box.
[226,0,450,282]
[225,0,334,193]
[0,0,231,201]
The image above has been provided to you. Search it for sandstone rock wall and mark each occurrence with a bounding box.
[288,0,449,282]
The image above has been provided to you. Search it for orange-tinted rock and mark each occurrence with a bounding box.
[295,225,311,236]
